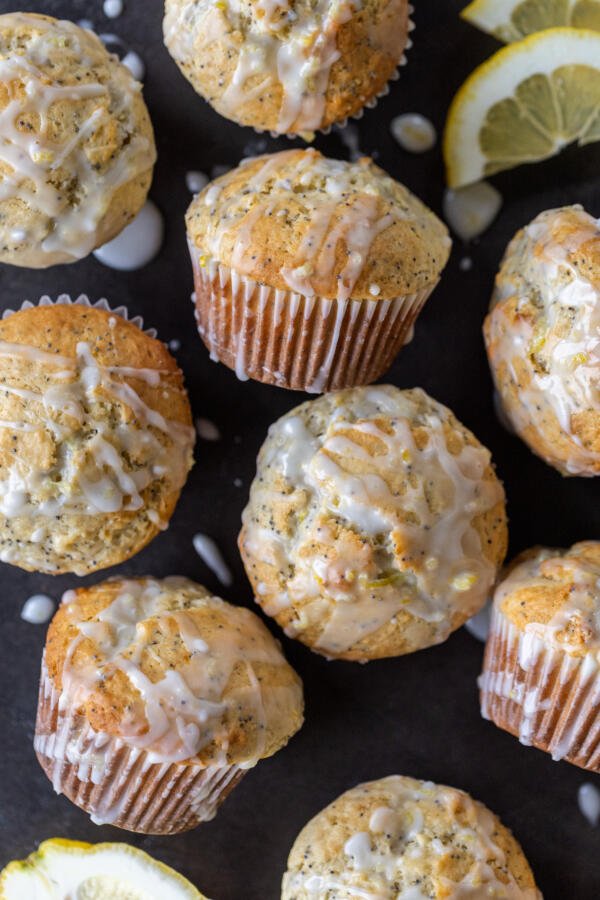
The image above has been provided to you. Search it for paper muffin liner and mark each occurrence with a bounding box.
[190,252,436,393]
[263,6,415,140]
[479,606,600,772]
[1,294,157,338]
[34,658,246,835]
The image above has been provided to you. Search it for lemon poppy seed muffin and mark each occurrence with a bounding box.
[480,540,600,773]
[282,775,541,899]
[0,13,156,268]
[484,205,600,477]
[35,576,304,834]
[239,385,507,661]
[0,303,195,575]
[163,0,412,136]
[187,149,451,392]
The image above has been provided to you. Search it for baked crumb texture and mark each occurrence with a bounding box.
[35,576,304,833]
[484,204,600,477]
[187,149,451,391]
[0,304,195,575]
[480,541,600,773]
[240,384,507,661]
[281,775,540,899]
[0,12,156,267]
[164,0,411,135]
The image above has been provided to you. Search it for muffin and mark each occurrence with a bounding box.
[480,541,600,773]
[163,0,412,136]
[239,385,507,661]
[484,205,600,477]
[0,13,156,268]
[35,576,304,834]
[1,838,206,898]
[187,149,451,393]
[281,775,540,899]
[0,302,195,575]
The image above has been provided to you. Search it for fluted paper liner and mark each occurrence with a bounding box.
[479,607,600,772]
[190,253,436,393]
[34,659,246,835]
[2,294,157,338]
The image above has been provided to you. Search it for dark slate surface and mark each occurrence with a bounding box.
[0,1,599,897]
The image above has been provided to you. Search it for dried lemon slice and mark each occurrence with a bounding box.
[0,839,207,899]
[444,27,600,187]
[461,0,600,42]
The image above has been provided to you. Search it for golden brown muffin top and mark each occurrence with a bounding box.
[45,577,304,767]
[186,149,451,302]
[164,0,410,135]
[495,541,600,661]
[0,303,194,575]
[484,205,600,477]
[239,386,507,661]
[282,775,540,899]
[0,13,156,267]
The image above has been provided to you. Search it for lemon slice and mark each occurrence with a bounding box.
[444,27,600,187]
[461,0,600,42]
[0,839,207,900]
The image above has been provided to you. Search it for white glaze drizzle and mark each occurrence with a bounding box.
[578,783,600,827]
[193,533,234,587]
[486,206,600,475]
[21,593,55,624]
[0,336,194,527]
[0,13,155,262]
[242,386,503,654]
[284,777,540,899]
[196,417,222,441]
[164,0,375,133]
[53,578,290,766]
[390,113,437,154]
[443,182,502,242]
[93,200,163,271]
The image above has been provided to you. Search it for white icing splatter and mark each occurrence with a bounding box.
[578,783,600,827]
[121,51,144,81]
[234,478,243,488]
[193,534,233,587]
[186,171,209,194]
[390,113,437,153]
[93,201,163,271]
[196,417,221,442]
[211,164,232,179]
[103,0,123,18]
[464,599,491,642]
[78,19,94,30]
[443,182,502,242]
[336,123,362,162]
[21,594,55,624]
[168,339,181,352]
[459,256,473,272]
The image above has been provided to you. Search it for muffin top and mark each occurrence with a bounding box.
[484,205,600,476]
[186,149,451,302]
[0,13,156,267]
[282,775,540,899]
[494,541,600,662]
[0,303,195,575]
[164,0,410,135]
[45,577,304,767]
[239,386,507,661]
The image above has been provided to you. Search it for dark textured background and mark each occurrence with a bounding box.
[0,1,599,897]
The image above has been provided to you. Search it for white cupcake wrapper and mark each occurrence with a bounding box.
[190,251,434,393]
[34,658,245,835]
[479,606,600,772]
[2,294,157,338]
[257,7,415,140]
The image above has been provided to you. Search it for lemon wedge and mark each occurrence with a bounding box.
[444,27,600,187]
[0,839,207,900]
[461,0,600,42]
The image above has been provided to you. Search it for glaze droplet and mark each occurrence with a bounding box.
[196,417,221,442]
[186,171,209,194]
[578,783,600,827]
[121,51,145,81]
[390,114,437,153]
[464,600,491,643]
[193,533,233,587]
[93,201,163,271]
[103,0,124,18]
[21,595,55,625]
[443,182,502,242]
